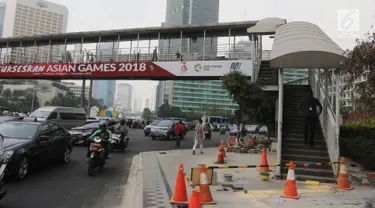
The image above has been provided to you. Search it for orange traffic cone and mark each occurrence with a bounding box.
[170,164,188,204]
[281,161,300,199]
[336,157,353,190]
[235,137,239,146]
[199,164,216,204]
[220,140,224,145]
[188,188,201,208]
[219,144,226,158]
[259,148,270,172]
[215,148,224,164]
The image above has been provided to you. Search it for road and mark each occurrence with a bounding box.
[0,129,225,208]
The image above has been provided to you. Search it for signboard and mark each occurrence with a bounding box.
[0,60,252,79]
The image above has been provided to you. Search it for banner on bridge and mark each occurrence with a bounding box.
[0,60,252,79]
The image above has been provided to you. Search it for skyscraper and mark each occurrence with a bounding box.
[164,0,219,54]
[93,80,116,107]
[2,0,68,62]
[156,0,238,113]
[115,83,133,112]
[0,1,6,37]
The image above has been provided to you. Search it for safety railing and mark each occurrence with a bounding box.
[310,69,339,176]
[0,43,253,64]
[284,76,309,85]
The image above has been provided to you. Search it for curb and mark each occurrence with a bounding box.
[120,153,143,208]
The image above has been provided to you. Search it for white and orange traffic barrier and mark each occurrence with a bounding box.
[336,157,353,190]
[281,161,300,199]
[199,164,216,204]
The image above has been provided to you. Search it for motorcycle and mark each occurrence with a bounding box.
[87,136,108,176]
[0,143,7,201]
[219,126,226,135]
[110,131,129,152]
[204,129,212,140]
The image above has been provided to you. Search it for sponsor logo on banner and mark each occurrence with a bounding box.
[230,62,242,71]
[194,63,202,72]
[203,64,222,71]
[181,61,188,72]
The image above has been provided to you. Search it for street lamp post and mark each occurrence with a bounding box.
[31,82,38,113]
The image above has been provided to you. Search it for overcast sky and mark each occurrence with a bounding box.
[54,0,375,99]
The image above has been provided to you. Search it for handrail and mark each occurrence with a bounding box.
[284,76,308,84]
[310,69,339,176]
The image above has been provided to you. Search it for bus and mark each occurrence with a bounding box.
[201,115,230,128]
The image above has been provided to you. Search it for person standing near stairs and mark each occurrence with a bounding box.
[298,87,323,147]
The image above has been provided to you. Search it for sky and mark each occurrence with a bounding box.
[53,0,375,98]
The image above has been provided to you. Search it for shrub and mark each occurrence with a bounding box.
[340,125,375,170]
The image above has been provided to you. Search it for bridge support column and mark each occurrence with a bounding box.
[323,69,328,137]
[276,68,284,176]
[334,68,341,174]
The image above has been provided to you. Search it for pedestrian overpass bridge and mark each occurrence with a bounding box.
[0,18,345,183]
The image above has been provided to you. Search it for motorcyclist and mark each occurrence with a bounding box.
[114,119,129,135]
[88,120,112,159]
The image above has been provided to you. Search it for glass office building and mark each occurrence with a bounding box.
[93,80,116,107]
[0,2,5,37]
[156,0,238,113]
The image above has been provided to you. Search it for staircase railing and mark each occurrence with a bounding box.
[310,69,339,176]
[284,76,308,85]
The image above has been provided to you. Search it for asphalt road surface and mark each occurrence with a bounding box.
[0,129,225,208]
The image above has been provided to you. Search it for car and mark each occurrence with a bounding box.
[229,127,238,136]
[29,106,87,130]
[144,120,162,136]
[258,126,268,135]
[150,120,187,140]
[0,120,73,180]
[0,116,23,123]
[69,120,118,145]
[246,125,259,134]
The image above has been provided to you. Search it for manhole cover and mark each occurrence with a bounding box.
[159,152,167,154]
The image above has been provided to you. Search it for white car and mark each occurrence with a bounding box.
[246,125,258,133]
[258,126,268,134]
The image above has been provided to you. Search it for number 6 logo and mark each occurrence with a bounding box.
[337,9,359,33]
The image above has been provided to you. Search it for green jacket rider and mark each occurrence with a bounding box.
[87,120,112,158]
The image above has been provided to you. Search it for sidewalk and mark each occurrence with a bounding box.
[125,147,375,208]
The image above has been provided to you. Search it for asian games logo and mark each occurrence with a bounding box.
[194,63,202,72]
[181,61,187,72]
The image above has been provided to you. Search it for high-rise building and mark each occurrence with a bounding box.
[115,83,133,112]
[283,69,308,82]
[0,1,6,37]
[92,80,116,107]
[62,81,89,99]
[98,42,120,62]
[2,0,68,63]
[156,0,238,113]
[164,0,219,54]
[142,97,154,112]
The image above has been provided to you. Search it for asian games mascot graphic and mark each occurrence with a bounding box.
[181,61,188,72]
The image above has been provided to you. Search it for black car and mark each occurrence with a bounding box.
[0,120,73,180]
[69,120,118,145]
[144,120,161,136]
[150,120,187,140]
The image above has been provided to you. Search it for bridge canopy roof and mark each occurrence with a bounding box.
[0,20,257,48]
[247,17,286,35]
[270,21,345,69]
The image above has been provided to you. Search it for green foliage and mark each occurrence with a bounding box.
[0,86,40,113]
[221,71,276,128]
[157,103,185,118]
[141,108,153,121]
[45,91,81,107]
[341,33,375,115]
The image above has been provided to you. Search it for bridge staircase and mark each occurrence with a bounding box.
[281,85,335,183]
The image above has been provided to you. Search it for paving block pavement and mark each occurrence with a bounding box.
[137,148,375,208]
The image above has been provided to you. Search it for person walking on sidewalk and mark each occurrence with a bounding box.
[174,120,185,148]
[298,87,323,147]
[192,119,204,155]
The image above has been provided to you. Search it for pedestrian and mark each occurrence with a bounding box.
[298,87,323,147]
[192,119,204,155]
[152,47,158,61]
[174,120,185,148]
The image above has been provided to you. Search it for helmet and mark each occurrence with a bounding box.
[99,120,107,128]
[120,119,125,125]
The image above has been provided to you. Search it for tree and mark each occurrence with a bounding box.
[142,108,152,121]
[221,71,276,138]
[157,103,184,118]
[342,33,375,115]
[45,91,80,108]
